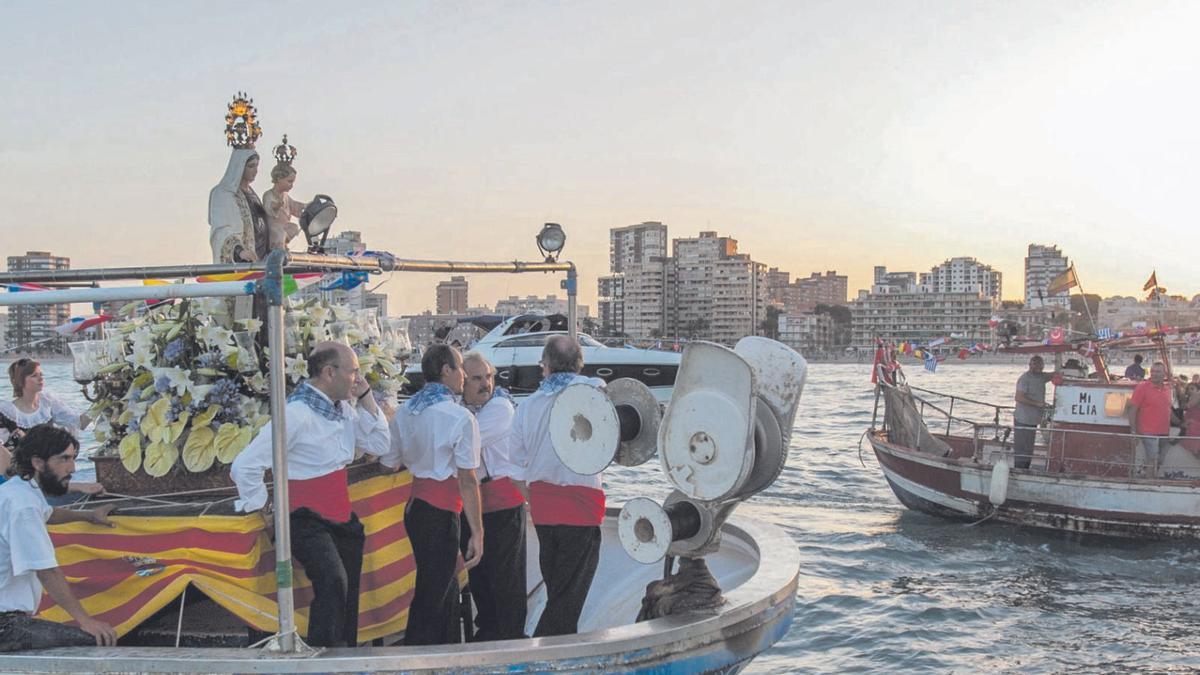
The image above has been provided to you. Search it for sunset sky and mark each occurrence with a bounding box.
[2,1,1198,314]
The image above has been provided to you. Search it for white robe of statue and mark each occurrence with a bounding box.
[208,148,258,264]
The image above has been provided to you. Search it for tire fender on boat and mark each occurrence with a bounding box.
[989,459,1010,507]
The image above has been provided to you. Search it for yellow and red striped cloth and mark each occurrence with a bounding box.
[39,471,422,642]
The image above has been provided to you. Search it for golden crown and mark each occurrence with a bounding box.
[273,134,297,165]
[224,92,262,149]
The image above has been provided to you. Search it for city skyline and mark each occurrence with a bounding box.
[3,2,1199,315]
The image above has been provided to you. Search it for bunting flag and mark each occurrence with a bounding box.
[923,351,939,372]
[196,272,322,296]
[39,471,437,642]
[927,337,947,348]
[988,315,1001,328]
[5,282,51,293]
[319,271,370,292]
[1047,265,1079,295]
[55,315,114,335]
[1047,326,1066,344]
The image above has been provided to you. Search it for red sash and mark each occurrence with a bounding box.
[529,481,605,526]
[288,468,351,523]
[411,477,463,514]
[480,477,525,514]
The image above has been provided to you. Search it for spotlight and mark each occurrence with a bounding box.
[300,194,338,253]
[536,222,566,262]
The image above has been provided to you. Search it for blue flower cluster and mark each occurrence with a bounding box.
[197,350,225,370]
[154,375,172,394]
[207,378,243,423]
[163,338,186,364]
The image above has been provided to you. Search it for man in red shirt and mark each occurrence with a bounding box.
[1128,361,1175,477]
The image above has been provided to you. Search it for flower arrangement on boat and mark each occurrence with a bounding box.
[71,295,409,477]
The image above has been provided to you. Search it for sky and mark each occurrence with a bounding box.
[2,0,1198,314]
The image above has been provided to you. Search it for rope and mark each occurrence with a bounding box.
[636,557,725,622]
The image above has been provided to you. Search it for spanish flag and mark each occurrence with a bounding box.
[1047,265,1078,295]
[1143,271,1157,291]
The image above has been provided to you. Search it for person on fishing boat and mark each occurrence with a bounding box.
[0,425,117,651]
[380,343,483,646]
[1013,355,1055,470]
[458,351,527,641]
[230,341,390,648]
[1124,354,1145,381]
[0,359,104,497]
[509,335,607,637]
[1128,361,1176,477]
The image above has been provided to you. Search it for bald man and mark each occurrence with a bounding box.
[232,341,391,647]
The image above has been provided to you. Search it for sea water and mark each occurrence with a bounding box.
[14,361,1200,673]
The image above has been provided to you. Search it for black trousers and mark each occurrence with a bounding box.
[404,498,462,646]
[0,611,94,652]
[290,508,365,648]
[460,504,528,641]
[1013,423,1037,469]
[533,524,601,637]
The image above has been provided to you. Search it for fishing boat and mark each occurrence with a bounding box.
[0,251,803,674]
[866,334,1200,539]
[403,314,681,403]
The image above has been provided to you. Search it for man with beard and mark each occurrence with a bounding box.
[459,352,526,641]
[0,424,117,651]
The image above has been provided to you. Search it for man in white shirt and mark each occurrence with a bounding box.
[459,352,526,641]
[510,335,606,637]
[381,344,483,645]
[0,424,117,651]
[231,341,390,648]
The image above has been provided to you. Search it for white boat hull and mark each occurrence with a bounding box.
[0,510,797,673]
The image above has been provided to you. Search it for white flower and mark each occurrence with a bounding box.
[130,328,156,351]
[308,306,331,327]
[331,305,353,322]
[236,317,263,333]
[246,371,268,393]
[126,344,156,371]
[191,297,227,317]
[197,324,234,349]
[285,355,309,383]
[153,366,194,397]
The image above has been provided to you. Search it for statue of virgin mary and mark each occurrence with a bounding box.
[208,94,269,263]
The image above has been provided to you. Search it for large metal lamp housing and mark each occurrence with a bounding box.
[300,194,338,253]
[536,222,566,262]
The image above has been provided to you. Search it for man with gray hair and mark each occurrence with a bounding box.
[510,334,606,636]
[459,351,526,640]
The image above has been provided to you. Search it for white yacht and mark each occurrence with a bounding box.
[404,314,680,403]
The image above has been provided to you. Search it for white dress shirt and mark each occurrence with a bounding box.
[0,477,57,613]
[476,396,520,481]
[382,400,480,479]
[510,374,606,489]
[231,390,390,513]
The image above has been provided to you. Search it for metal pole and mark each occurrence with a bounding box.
[566,264,578,340]
[0,280,256,307]
[263,250,296,652]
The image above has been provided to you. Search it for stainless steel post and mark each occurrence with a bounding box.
[263,250,296,652]
[567,264,578,340]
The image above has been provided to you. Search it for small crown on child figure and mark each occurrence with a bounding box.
[273,134,297,165]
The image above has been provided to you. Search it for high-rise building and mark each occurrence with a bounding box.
[850,290,996,348]
[597,221,669,338]
[6,251,71,353]
[765,267,791,307]
[919,257,1002,301]
[789,271,849,311]
[1024,244,1070,309]
[436,276,469,315]
[669,232,766,346]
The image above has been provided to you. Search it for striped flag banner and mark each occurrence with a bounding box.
[40,471,433,642]
[196,272,323,296]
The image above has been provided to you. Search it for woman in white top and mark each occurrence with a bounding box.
[1,359,103,495]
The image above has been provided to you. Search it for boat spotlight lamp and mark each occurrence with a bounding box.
[536,222,566,262]
[301,194,337,252]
